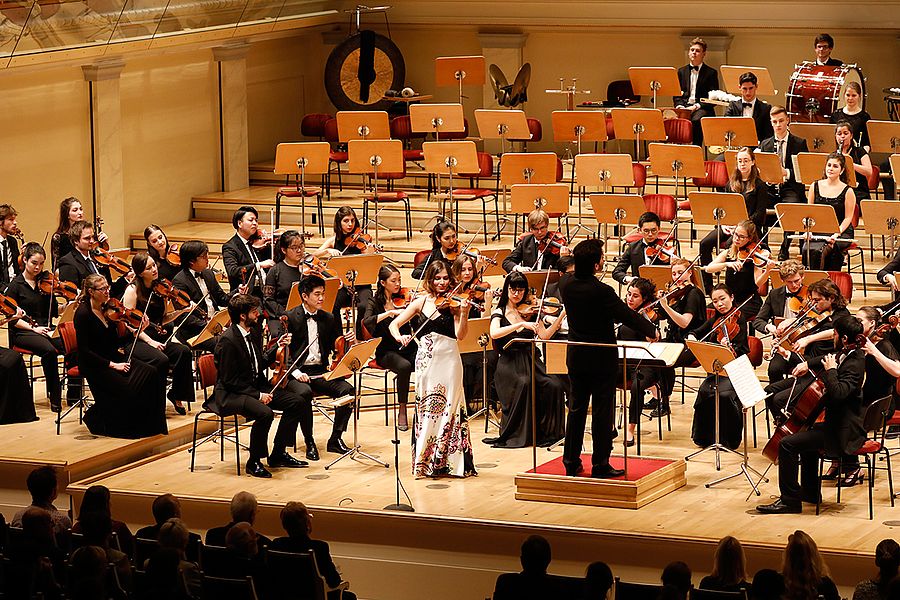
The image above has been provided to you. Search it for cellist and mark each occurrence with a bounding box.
[283,275,354,461]
[757,316,866,514]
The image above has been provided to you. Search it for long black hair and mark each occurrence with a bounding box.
[374,264,400,308]
[497,272,530,312]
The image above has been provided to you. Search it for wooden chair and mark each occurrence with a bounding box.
[827,270,854,303]
[300,113,332,141]
[362,161,412,242]
[56,321,89,434]
[451,152,500,243]
[189,354,243,475]
[664,118,692,145]
[324,118,347,198]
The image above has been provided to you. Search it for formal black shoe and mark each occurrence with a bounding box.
[246,460,272,478]
[50,399,62,413]
[756,498,801,514]
[643,399,659,410]
[821,464,841,480]
[565,464,585,477]
[268,451,309,469]
[624,437,635,448]
[172,403,187,416]
[650,405,670,418]
[841,468,863,487]
[592,466,626,479]
[482,437,501,445]
[327,438,351,454]
[305,441,320,461]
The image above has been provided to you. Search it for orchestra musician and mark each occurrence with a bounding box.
[502,209,570,274]
[361,264,417,431]
[758,107,810,261]
[617,277,662,447]
[559,238,658,479]
[221,205,274,298]
[701,219,769,323]
[389,261,476,479]
[612,212,666,285]
[699,149,768,292]
[171,240,230,351]
[51,197,105,268]
[212,293,308,478]
[674,37,720,146]
[876,249,900,300]
[74,274,168,439]
[121,252,194,415]
[282,275,355,460]
[0,343,36,424]
[57,220,129,298]
[688,284,748,450]
[813,33,842,66]
[317,206,375,328]
[800,152,856,271]
[835,120,872,201]
[0,204,22,288]
[144,225,181,283]
[412,220,457,279]
[5,243,66,412]
[757,315,865,514]
[752,259,808,384]
[484,271,567,449]
[724,72,773,144]
[263,230,310,326]
[829,83,870,151]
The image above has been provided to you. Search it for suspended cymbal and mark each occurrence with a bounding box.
[508,62,531,106]
[489,63,510,106]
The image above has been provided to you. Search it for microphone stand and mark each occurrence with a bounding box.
[384,391,415,512]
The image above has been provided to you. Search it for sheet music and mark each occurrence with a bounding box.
[723,354,767,409]
[791,155,802,183]
[617,345,660,360]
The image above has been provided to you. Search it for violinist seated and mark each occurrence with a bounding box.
[283,275,354,461]
[213,293,309,478]
[57,220,129,299]
[616,277,663,447]
[263,230,324,327]
[412,221,458,280]
[752,259,808,385]
[316,207,375,330]
[701,219,770,324]
[172,240,230,353]
[763,278,851,397]
[698,148,769,293]
[361,265,417,431]
[687,284,749,450]
[611,212,672,285]
[655,258,707,415]
[4,243,69,412]
[122,253,195,415]
[222,205,275,298]
[144,224,181,283]
[502,209,570,274]
[757,315,867,514]
[0,203,22,286]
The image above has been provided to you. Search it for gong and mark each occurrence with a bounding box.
[325,31,406,111]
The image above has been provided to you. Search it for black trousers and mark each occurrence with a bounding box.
[766,352,796,389]
[11,331,65,402]
[617,364,663,425]
[775,186,805,260]
[376,348,415,406]
[699,228,732,293]
[296,366,353,440]
[332,286,373,335]
[689,106,714,146]
[778,428,825,504]
[131,340,193,403]
[239,380,307,460]
[564,368,615,475]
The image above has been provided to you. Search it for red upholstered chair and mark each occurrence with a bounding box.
[844,203,866,295]
[630,162,647,195]
[827,270,854,303]
[643,194,677,223]
[189,353,243,475]
[509,118,543,151]
[275,183,323,234]
[692,160,729,191]
[664,118,692,145]
[436,117,469,140]
[605,114,616,141]
[324,117,347,198]
[56,321,88,435]
[453,152,500,243]
[413,249,432,270]
[10,345,38,388]
[867,165,881,198]
[300,113,332,140]
[363,162,412,241]
[390,115,426,162]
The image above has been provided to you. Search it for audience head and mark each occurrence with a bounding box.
[78,510,113,548]
[280,501,313,537]
[225,522,258,558]
[710,536,747,585]
[875,539,900,585]
[573,238,605,278]
[145,548,183,595]
[750,568,785,600]
[68,545,108,600]
[584,561,614,599]
[661,561,692,599]
[151,493,183,525]
[26,465,59,505]
[78,485,112,520]
[783,530,829,600]
[158,518,190,556]
[230,491,258,524]
[520,535,552,575]
[21,506,55,547]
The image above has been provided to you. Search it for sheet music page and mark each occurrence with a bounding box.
[791,155,802,183]
[617,344,660,361]
[723,354,767,409]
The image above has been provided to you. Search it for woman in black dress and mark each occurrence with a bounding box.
[263,230,307,327]
[361,264,417,431]
[144,225,181,283]
[702,219,769,324]
[485,272,566,448]
[829,82,870,151]
[835,120,872,202]
[801,152,857,271]
[0,344,35,424]
[75,274,167,438]
[317,207,375,327]
[121,252,194,415]
[412,221,458,279]
[5,243,65,412]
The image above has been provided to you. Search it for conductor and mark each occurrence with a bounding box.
[559,239,658,478]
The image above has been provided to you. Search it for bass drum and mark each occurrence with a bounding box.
[786,61,865,123]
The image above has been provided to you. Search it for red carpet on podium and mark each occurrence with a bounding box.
[527,453,676,481]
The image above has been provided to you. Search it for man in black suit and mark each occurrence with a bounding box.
[213,293,308,478]
[502,209,570,273]
[757,316,866,514]
[269,501,357,600]
[757,106,810,260]
[673,37,720,146]
[611,211,665,285]
[222,205,274,298]
[724,72,773,144]
[283,276,354,460]
[813,33,843,66]
[205,491,271,548]
[0,204,21,288]
[752,259,806,384]
[559,239,658,478]
[57,220,128,298]
[172,240,230,351]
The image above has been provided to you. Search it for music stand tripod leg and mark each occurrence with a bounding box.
[325,370,390,469]
[706,407,767,494]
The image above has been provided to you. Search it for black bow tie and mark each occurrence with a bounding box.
[305,311,325,323]
[743,102,752,108]
[193,271,203,279]
[690,65,699,72]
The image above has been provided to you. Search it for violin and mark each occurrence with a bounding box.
[165,243,181,267]
[92,247,131,276]
[331,308,354,370]
[517,296,563,318]
[36,271,78,301]
[638,303,659,323]
[101,298,166,336]
[391,287,417,309]
[736,247,775,269]
[270,315,291,389]
[712,311,741,347]
[93,217,110,251]
[248,228,272,250]
[444,242,498,265]
[0,294,38,328]
[644,241,678,264]
[869,316,900,343]
[434,292,484,312]
[342,227,383,253]
[151,278,205,317]
[532,231,568,256]
[300,255,337,279]
[786,285,809,315]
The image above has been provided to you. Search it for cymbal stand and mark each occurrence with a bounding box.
[469,333,500,432]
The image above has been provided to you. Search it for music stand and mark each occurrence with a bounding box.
[458,318,499,431]
[474,109,531,156]
[701,117,758,151]
[287,276,341,313]
[336,111,390,142]
[639,264,704,291]
[720,66,777,96]
[273,142,329,231]
[324,338,387,470]
[776,202,841,267]
[510,184,569,236]
[794,152,856,188]
[423,140,480,224]
[500,152,559,235]
[480,249,511,276]
[892,155,900,189]
[524,270,562,294]
[326,254,384,290]
[685,341,741,470]
[409,103,466,141]
[51,301,77,338]
[649,143,706,201]
[187,309,230,347]
[869,121,900,154]
[435,55,486,104]
[347,139,404,245]
[861,200,900,259]
[689,192,748,258]
[610,108,666,161]
[789,123,836,153]
[628,66,681,109]
[551,111,608,156]
[726,151,785,184]
[589,194,646,257]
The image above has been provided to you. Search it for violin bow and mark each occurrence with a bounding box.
[738,211,784,268]
[126,290,155,363]
[697,295,753,344]
[164,290,212,346]
[647,225,677,266]
[643,253,702,312]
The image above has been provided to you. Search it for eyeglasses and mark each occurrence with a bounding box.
[732,233,749,240]
[641,228,659,235]
[288,245,304,251]
[92,285,110,292]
